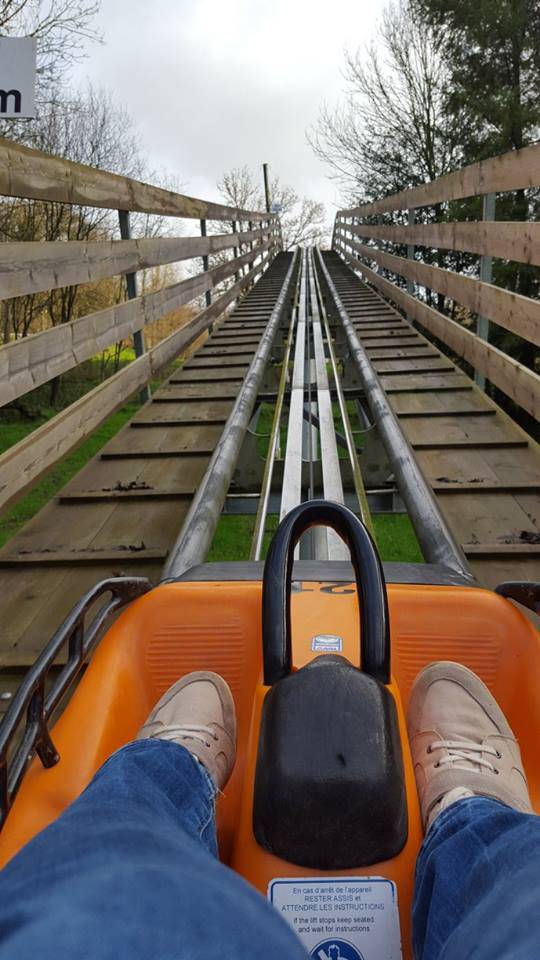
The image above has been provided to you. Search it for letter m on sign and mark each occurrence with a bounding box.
[0,38,36,118]
[0,90,21,114]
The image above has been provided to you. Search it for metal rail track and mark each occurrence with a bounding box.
[1,245,537,715]
[0,253,295,708]
[318,250,540,590]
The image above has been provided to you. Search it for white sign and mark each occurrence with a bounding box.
[0,37,37,118]
[269,876,403,960]
[311,634,343,653]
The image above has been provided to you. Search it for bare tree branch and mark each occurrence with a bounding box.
[307,1,460,205]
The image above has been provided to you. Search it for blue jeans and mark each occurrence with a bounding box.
[0,741,538,960]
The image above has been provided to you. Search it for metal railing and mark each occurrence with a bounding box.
[0,576,151,827]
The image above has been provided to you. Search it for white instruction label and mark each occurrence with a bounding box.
[268,877,402,960]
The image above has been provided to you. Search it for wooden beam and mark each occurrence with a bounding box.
[339,233,540,347]
[338,142,540,215]
[338,246,540,420]
[0,137,272,222]
[385,384,472,394]
[374,365,455,375]
[100,448,215,459]
[0,548,167,565]
[433,481,540,493]
[463,543,540,556]
[412,440,528,450]
[129,417,227,427]
[0,254,269,511]
[59,488,195,503]
[341,220,540,268]
[397,408,496,418]
[0,240,271,406]
[0,227,270,300]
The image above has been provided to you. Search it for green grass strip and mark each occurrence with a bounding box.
[0,401,140,550]
[207,512,423,564]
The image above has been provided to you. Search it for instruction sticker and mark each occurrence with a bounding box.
[268,877,402,960]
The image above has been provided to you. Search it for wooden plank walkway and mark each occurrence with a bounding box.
[0,253,293,702]
[322,251,540,590]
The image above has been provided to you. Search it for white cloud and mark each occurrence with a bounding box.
[72,0,386,216]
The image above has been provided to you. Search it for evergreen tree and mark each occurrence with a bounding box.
[411,0,540,158]
[413,0,540,382]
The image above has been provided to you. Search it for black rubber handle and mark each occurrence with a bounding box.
[262,500,390,685]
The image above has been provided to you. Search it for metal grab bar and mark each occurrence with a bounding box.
[0,576,151,828]
[262,500,390,686]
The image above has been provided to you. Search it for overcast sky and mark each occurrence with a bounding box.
[71,0,387,218]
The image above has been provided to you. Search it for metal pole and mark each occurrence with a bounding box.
[315,247,473,580]
[262,162,271,213]
[475,192,496,390]
[199,219,212,308]
[162,250,299,579]
[118,210,150,404]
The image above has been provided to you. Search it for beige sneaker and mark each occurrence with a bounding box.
[407,661,533,832]
[138,671,236,790]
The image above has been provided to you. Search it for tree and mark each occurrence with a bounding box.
[0,0,101,96]
[308,1,460,205]
[411,0,540,160]
[0,83,158,411]
[411,0,540,376]
[217,166,326,250]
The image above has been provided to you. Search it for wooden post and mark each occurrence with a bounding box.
[475,192,496,390]
[262,163,271,213]
[406,207,416,327]
[199,219,212,307]
[231,221,240,282]
[118,210,150,404]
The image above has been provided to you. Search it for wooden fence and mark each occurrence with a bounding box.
[0,138,280,511]
[333,143,540,421]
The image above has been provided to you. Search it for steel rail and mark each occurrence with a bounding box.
[315,248,473,579]
[162,250,299,579]
[280,250,307,520]
[304,251,316,506]
[311,250,375,539]
[250,260,302,560]
[307,249,348,560]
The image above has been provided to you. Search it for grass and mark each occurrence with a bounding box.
[256,399,365,460]
[207,512,423,563]
[0,346,422,564]
[0,348,183,550]
[0,400,141,549]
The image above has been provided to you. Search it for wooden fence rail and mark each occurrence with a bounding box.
[0,137,280,509]
[333,141,540,421]
[0,226,269,300]
[338,141,540,215]
[335,231,540,348]
[0,238,272,405]
[0,138,270,221]
[0,250,271,512]
[339,221,540,269]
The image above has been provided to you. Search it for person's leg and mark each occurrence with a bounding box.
[414,795,540,960]
[408,661,537,960]
[0,673,307,960]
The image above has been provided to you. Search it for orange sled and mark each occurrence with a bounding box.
[1,501,539,959]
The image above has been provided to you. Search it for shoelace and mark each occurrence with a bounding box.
[154,723,219,749]
[429,738,501,774]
